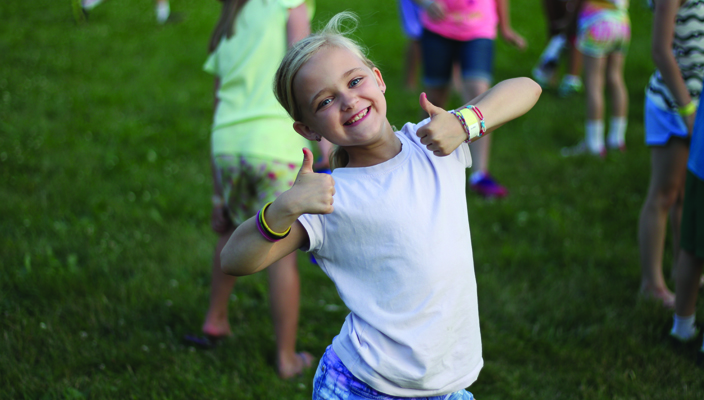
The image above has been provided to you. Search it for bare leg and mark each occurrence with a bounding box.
[423,85,451,112]
[638,138,689,307]
[404,40,421,91]
[583,54,606,121]
[461,79,491,174]
[567,43,582,77]
[605,52,627,118]
[674,249,704,317]
[669,183,686,280]
[267,252,312,379]
[202,228,237,337]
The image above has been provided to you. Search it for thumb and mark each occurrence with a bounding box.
[298,147,315,175]
[419,92,443,118]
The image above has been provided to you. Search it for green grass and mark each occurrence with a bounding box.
[2,0,703,398]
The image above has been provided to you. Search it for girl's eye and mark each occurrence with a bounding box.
[317,98,332,110]
[349,77,362,87]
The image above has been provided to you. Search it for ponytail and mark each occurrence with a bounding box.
[330,146,349,170]
[208,0,251,53]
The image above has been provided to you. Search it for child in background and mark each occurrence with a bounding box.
[638,0,703,309]
[669,101,704,364]
[398,0,424,91]
[183,0,331,379]
[414,0,527,198]
[80,0,173,24]
[220,12,541,398]
[561,0,629,157]
[532,0,584,97]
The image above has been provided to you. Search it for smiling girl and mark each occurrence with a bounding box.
[220,12,540,399]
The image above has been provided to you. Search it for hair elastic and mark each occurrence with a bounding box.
[256,202,291,242]
[678,101,697,117]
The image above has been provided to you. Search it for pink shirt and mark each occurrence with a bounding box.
[421,0,498,41]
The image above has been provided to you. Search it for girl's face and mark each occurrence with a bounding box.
[292,46,390,148]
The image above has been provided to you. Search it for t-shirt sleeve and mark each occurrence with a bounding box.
[277,0,314,17]
[203,52,217,76]
[297,212,324,252]
[400,119,472,168]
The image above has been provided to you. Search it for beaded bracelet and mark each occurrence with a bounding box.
[255,202,291,242]
[678,101,697,117]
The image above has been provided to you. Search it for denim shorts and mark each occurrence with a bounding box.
[420,29,493,87]
[312,345,475,400]
[644,97,689,146]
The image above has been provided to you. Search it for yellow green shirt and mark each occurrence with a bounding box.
[204,0,313,163]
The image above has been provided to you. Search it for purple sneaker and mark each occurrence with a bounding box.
[470,174,509,198]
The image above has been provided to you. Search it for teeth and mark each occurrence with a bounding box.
[347,108,368,125]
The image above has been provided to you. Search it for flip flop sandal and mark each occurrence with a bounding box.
[182,334,226,349]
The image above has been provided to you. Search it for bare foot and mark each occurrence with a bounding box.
[201,321,232,338]
[278,351,314,379]
[639,287,675,309]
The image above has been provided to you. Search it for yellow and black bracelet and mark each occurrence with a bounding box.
[255,202,291,242]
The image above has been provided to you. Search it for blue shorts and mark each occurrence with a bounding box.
[398,0,423,40]
[644,96,689,146]
[312,345,475,400]
[420,29,494,87]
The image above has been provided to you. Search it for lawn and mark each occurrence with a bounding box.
[2,0,703,398]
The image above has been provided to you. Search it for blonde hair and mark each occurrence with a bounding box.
[274,11,376,169]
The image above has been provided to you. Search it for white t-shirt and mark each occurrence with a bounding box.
[298,120,483,397]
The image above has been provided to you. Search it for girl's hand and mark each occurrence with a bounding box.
[416,93,467,156]
[277,148,335,218]
[501,27,527,50]
[423,1,445,21]
[685,112,697,136]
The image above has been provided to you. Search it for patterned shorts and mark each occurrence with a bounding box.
[576,4,630,57]
[214,154,299,227]
[312,345,475,400]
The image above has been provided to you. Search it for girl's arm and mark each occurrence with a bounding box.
[465,77,543,133]
[652,0,695,131]
[496,0,527,50]
[416,77,541,156]
[287,3,310,46]
[221,148,335,276]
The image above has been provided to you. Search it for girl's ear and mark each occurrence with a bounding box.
[293,121,318,141]
[373,67,386,94]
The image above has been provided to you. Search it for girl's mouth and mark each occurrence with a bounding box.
[344,106,371,126]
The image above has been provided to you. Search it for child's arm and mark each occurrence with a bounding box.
[315,137,334,170]
[496,0,527,50]
[220,148,335,276]
[287,3,310,46]
[416,77,541,156]
[464,77,542,133]
[652,0,696,133]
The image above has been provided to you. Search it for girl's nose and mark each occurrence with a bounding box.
[340,91,358,110]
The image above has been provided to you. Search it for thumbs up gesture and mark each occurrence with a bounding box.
[278,148,335,217]
[416,93,468,156]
